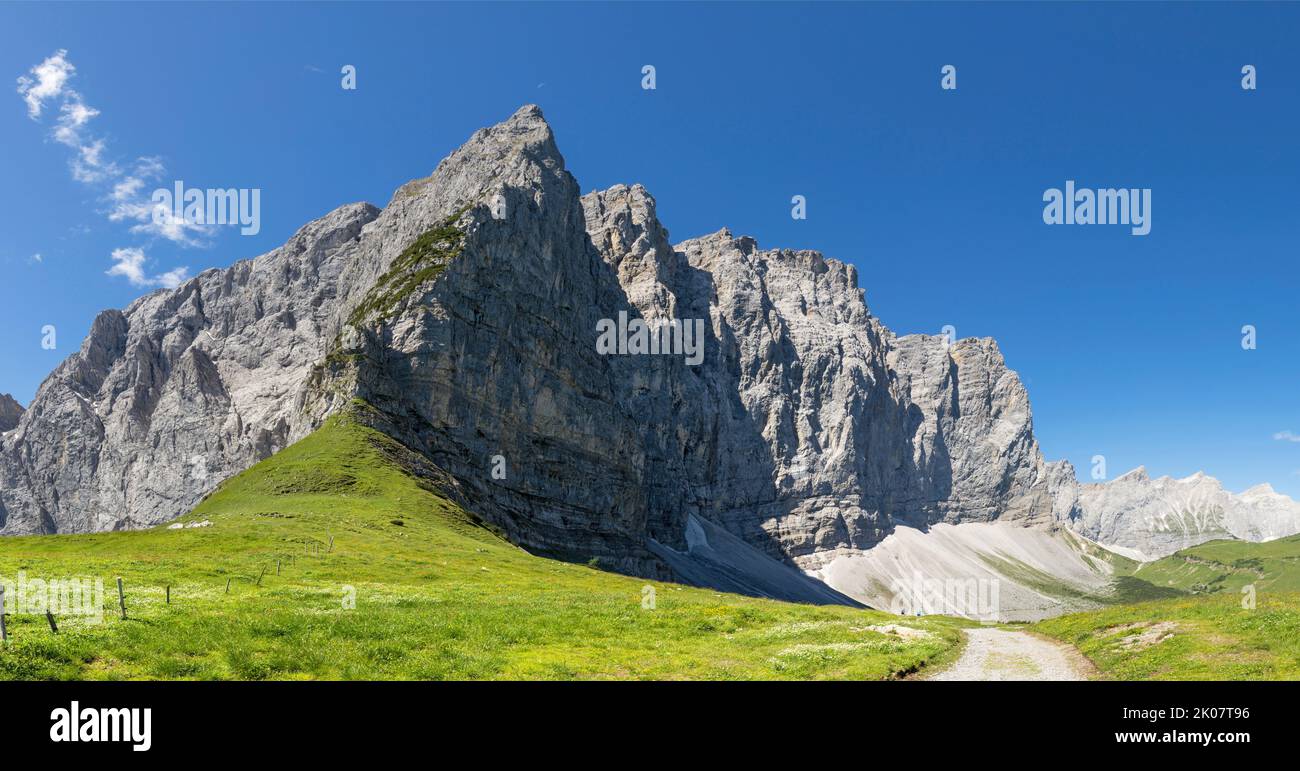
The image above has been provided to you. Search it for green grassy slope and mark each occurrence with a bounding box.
[1036,536,1300,680]
[0,408,964,680]
[1034,592,1300,680]
[1129,534,1300,594]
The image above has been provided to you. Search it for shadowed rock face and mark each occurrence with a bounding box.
[0,395,21,433]
[3,105,1283,587]
[578,183,1074,569]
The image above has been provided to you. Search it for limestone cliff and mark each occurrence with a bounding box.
[3,105,1294,591]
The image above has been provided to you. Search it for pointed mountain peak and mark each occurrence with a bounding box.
[0,393,23,432]
[582,183,670,266]
[1241,482,1279,498]
[463,103,556,156]
[390,104,569,209]
[505,103,547,126]
[1114,466,1149,483]
[678,227,752,255]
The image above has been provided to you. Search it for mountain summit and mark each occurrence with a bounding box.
[2,106,1296,600]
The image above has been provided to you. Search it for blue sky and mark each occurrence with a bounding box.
[1,2,1298,495]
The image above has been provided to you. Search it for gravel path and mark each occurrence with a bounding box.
[926,628,1092,681]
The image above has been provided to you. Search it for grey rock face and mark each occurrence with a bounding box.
[580,190,1077,569]
[0,394,22,433]
[301,104,1075,576]
[4,104,1290,586]
[1073,468,1300,560]
[885,334,1072,529]
[0,202,379,534]
[0,105,1070,568]
[298,107,682,576]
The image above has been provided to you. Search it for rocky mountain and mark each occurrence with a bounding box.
[1073,468,1300,561]
[811,462,1300,618]
[2,105,1295,600]
[0,202,379,534]
[0,394,22,433]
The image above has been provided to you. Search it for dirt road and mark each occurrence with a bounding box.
[926,628,1093,681]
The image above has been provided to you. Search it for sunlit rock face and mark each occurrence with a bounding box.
[1073,468,1300,560]
[0,201,379,535]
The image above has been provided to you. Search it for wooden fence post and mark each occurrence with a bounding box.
[46,611,58,634]
[225,578,232,594]
[117,577,127,620]
[0,586,8,644]
[166,585,171,605]
[257,567,267,586]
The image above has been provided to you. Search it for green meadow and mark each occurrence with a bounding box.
[0,408,964,681]
[1036,536,1300,680]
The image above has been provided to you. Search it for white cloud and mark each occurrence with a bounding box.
[16,49,74,118]
[106,247,147,285]
[28,253,43,264]
[61,99,98,128]
[107,247,189,289]
[110,156,164,203]
[130,210,213,247]
[111,176,145,204]
[18,50,117,184]
[1274,431,1300,443]
[105,157,213,247]
[71,138,118,183]
[17,50,209,254]
[107,156,164,215]
[153,266,191,289]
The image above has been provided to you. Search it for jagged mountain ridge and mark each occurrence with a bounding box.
[2,105,1295,593]
[1074,467,1300,561]
[0,203,379,533]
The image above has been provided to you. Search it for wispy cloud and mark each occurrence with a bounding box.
[106,157,212,247]
[1274,431,1300,443]
[16,49,212,271]
[17,49,74,119]
[28,253,43,265]
[107,247,189,289]
[17,50,117,184]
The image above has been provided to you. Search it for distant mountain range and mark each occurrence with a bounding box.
[1076,467,1300,561]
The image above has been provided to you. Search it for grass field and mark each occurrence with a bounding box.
[0,407,965,681]
[1036,537,1300,680]
[1034,592,1300,680]
[1129,534,1300,595]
